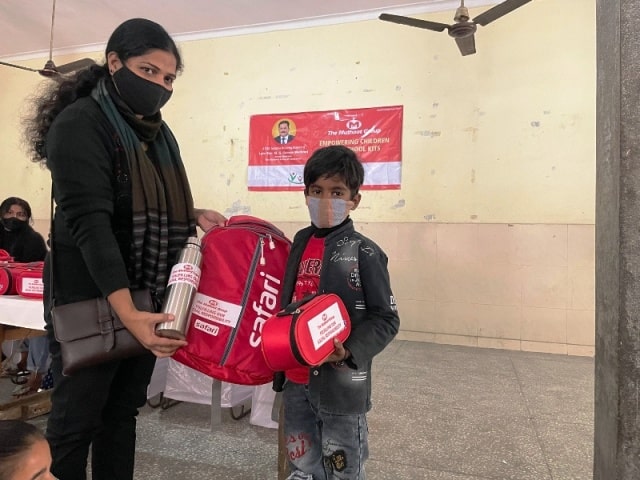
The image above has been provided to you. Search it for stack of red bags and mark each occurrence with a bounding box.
[0,249,44,299]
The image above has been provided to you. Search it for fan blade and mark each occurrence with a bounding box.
[473,0,532,27]
[379,13,450,33]
[55,58,96,75]
[455,35,476,56]
[0,61,40,73]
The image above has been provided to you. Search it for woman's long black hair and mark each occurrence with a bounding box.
[23,18,183,167]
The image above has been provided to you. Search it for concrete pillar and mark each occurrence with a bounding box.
[595,0,640,478]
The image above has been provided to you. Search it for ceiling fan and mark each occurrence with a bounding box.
[0,0,95,78]
[379,0,533,56]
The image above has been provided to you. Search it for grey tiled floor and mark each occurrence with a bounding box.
[28,340,595,479]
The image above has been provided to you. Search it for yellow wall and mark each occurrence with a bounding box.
[0,0,596,355]
[0,0,594,224]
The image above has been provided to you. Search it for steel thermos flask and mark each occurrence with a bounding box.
[156,236,203,340]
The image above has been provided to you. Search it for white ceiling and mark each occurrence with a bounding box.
[0,0,496,61]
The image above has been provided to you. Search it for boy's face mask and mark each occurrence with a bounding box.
[306,197,355,229]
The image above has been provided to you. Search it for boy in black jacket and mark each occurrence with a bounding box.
[280,145,400,479]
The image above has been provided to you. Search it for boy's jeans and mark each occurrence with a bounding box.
[283,382,369,480]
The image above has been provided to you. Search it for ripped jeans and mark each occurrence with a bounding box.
[283,382,369,480]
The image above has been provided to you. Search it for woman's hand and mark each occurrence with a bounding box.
[108,289,187,357]
[122,310,187,357]
[195,208,227,233]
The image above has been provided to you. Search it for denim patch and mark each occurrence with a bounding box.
[327,449,347,472]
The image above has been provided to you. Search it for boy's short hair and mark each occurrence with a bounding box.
[303,146,365,198]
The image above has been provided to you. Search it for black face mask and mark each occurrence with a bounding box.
[2,217,27,232]
[112,65,173,117]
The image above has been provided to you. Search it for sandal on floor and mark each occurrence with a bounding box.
[11,372,43,398]
[11,370,30,385]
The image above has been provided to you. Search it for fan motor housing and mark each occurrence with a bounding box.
[448,22,477,38]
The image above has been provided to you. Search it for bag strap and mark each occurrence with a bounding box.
[48,186,55,308]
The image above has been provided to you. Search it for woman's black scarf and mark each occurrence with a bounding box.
[91,78,196,299]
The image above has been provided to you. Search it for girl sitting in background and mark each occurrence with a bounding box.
[0,197,50,396]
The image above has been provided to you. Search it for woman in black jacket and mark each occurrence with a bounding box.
[23,18,226,480]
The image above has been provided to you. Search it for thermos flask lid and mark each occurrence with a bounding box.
[186,236,201,247]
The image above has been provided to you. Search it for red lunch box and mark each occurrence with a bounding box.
[261,293,351,370]
[16,264,45,299]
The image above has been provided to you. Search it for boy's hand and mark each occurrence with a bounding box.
[324,338,350,364]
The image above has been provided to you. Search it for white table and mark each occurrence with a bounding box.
[0,295,45,344]
[0,296,278,430]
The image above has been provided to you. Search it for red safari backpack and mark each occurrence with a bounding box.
[172,215,291,385]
